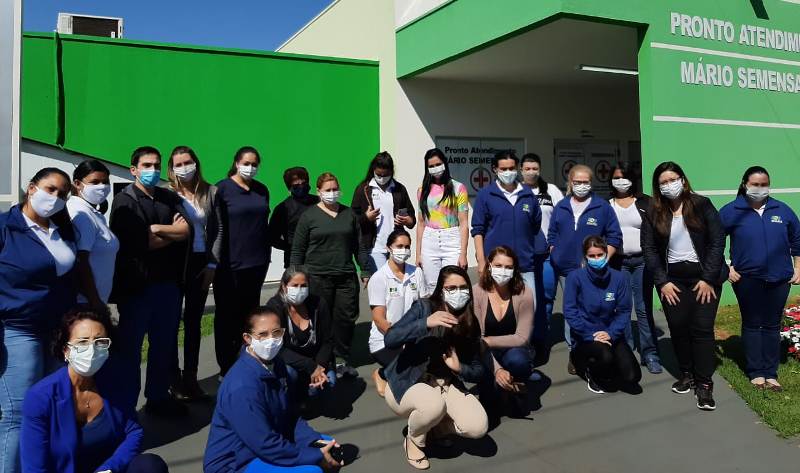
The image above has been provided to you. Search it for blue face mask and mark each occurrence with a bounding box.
[138,169,161,187]
[586,256,608,270]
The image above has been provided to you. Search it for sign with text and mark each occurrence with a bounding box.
[435,137,525,198]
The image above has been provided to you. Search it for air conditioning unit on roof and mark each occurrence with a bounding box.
[56,13,123,38]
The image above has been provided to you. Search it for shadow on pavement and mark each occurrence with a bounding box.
[425,434,499,459]
[302,376,367,421]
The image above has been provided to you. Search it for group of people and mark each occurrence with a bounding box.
[0,143,798,472]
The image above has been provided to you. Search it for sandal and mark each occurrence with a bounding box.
[403,435,430,470]
[765,379,783,392]
[750,377,766,390]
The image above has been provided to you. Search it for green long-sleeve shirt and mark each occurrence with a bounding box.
[290,204,369,277]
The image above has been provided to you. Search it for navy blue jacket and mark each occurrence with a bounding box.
[547,194,622,277]
[563,266,631,343]
[21,361,143,473]
[204,348,323,473]
[383,299,491,401]
[471,182,542,272]
[0,205,76,332]
[720,195,800,283]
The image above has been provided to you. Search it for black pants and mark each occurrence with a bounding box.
[177,252,210,375]
[661,262,721,385]
[214,264,267,375]
[309,273,359,362]
[127,453,169,473]
[572,339,642,385]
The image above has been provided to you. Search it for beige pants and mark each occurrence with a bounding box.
[385,380,488,447]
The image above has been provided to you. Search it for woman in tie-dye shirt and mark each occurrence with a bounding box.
[415,148,470,290]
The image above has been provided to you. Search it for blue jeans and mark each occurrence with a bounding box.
[619,255,660,362]
[492,347,533,380]
[0,324,58,473]
[285,364,337,398]
[560,275,574,350]
[244,435,332,473]
[117,282,182,403]
[529,256,557,352]
[733,276,790,379]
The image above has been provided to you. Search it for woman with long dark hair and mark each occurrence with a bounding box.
[352,151,416,274]
[167,146,222,399]
[608,162,662,374]
[382,265,490,470]
[213,146,271,376]
[1,167,76,472]
[67,160,118,311]
[416,148,470,291]
[642,161,728,411]
[720,166,800,391]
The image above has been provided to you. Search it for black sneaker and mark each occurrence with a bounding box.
[145,397,189,418]
[695,383,716,411]
[671,373,694,394]
[586,372,605,394]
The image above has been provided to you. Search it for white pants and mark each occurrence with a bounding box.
[420,226,461,291]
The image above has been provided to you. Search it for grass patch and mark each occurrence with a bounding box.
[141,313,215,363]
[715,304,800,438]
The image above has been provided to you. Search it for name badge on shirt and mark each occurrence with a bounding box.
[587,217,598,226]
[605,292,615,302]
[771,215,783,224]
[388,286,400,298]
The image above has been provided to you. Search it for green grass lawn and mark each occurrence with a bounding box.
[140,313,215,363]
[715,304,800,438]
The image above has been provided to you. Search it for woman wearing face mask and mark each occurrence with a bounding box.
[521,153,564,366]
[548,164,622,374]
[214,146,271,376]
[269,167,319,269]
[167,146,222,400]
[641,161,727,411]
[383,265,490,470]
[417,148,470,291]
[720,166,800,392]
[367,229,429,397]
[564,236,641,394]
[608,163,662,374]
[472,246,534,418]
[21,308,168,473]
[264,267,335,398]
[67,160,119,313]
[291,173,369,379]
[204,307,343,473]
[0,167,77,472]
[352,152,416,274]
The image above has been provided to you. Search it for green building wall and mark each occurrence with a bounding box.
[21,32,380,202]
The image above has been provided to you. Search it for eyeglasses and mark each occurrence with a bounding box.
[249,329,285,340]
[67,338,112,353]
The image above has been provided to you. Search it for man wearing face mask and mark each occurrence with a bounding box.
[204,308,344,473]
[109,146,191,418]
[270,167,320,269]
[720,166,800,392]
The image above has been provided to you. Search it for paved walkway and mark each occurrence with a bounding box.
[137,283,799,473]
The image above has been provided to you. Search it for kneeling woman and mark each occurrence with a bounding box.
[472,246,534,416]
[21,309,168,473]
[564,236,642,394]
[265,267,336,397]
[383,266,490,470]
[204,307,343,473]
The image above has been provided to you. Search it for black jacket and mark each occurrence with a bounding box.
[264,293,334,374]
[351,179,416,253]
[641,193,729,288]
[268,194,320,268]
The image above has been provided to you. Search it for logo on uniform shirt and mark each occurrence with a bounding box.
[388,286,400,298]
[410,282,418,291]
[771,215,784,224]
[587,217,598,226]
[605,292,615,302]
[522,203,531,213]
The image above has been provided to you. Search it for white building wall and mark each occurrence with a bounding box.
[395,0,452,29]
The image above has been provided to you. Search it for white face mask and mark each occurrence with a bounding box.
[611,178,632,193]
[174,163,197,182]
[390,248,411,264]
[319,190,341,204]
[66,344,109,377]
[497,170,518,185]
[746,186,769,202]
[659,179,684,200]
[250,336,283,361]
[522,170,539,182]
[443,288,471,311]
[30,187,66,218]
[428,164,445,179]
[237,164,258,180]
[285,286,309,305]
[374,174,392,186]
[80,184,111,206]
[490,267,514,286]
[572,183,592,198]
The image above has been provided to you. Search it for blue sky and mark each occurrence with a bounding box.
[23,0,333,51]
